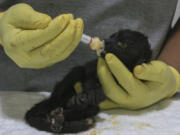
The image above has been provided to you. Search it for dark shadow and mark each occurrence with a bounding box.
[171,91,180,100]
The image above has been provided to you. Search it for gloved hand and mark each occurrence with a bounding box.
[97,53,180,110]
[0,3,83,68]
[0,12,3,18]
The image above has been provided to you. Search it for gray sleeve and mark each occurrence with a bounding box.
[172,0,180,28]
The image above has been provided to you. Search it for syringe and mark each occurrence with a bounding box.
[81,34,105,56]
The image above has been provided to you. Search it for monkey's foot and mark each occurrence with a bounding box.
[48,107,64,133]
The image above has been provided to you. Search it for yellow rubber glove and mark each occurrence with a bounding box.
[0,3,83,68]
[0,12,3,19]
[97,53,180,110]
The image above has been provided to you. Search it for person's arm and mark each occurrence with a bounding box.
[158,21,180,72]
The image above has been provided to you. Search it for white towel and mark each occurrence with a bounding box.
[0,91,180,135]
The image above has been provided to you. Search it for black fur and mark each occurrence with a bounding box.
[104,30,152,71]
[25,30,152,134]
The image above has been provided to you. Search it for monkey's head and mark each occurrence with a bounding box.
[103,29,152,71]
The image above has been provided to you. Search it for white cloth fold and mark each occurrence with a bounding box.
[0,91,180,135]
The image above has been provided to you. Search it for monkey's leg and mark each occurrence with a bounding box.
[25,101,95,133]
[61,118,94,133]
[50,66,86,105]
[51,105,99,133]
[66,87,105,108]
[25,98,64,133]
[51,59,98,106]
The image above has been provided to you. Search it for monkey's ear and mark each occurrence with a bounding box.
[110,33,117,38]
[110,30,125,39]
[110,30,122,38]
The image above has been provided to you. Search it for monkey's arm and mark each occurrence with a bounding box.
[66,59,107,108]
[50,59,98,104]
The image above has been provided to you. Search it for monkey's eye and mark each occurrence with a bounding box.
[118,42,127,48]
